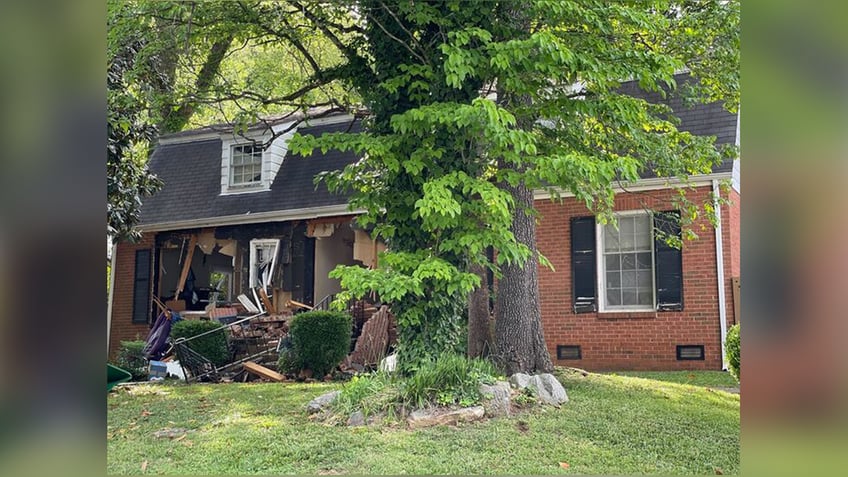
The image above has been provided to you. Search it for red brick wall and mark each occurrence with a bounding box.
[109,233,155,359]
[536,184,735,370]
[727,187,741,326]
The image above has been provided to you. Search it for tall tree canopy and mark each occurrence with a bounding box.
[108,0,739,373]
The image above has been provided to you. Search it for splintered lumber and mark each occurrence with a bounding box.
[286,299,313,311]
[175,235,198,296]
[272,288,283,314]
[258,288,275,314]
[242,361,285,382]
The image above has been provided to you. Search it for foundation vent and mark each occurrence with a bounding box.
[557,345,582,360]
[676,345,705,360]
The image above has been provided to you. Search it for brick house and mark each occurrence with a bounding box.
[108,77,739,370]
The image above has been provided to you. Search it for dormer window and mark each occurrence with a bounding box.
[219,121,298,195]
[230,144,263,187]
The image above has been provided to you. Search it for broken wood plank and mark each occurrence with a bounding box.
[286,299,313,311]
[258,288,274,315]
[175,235,198,297]
[152,295,170,318]
[243,361,285,382]
[272,288,282,314]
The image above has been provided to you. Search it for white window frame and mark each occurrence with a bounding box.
[229,143,264,188]
[596,210,656,312]
[249,239,280,290]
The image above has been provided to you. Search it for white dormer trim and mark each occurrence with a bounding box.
[220,121,296,195]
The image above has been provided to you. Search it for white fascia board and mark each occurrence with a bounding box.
[156,114,355,146]
[157,131,222,145]
[297,114,355,127]
[138,204,364,233]
[532,172,733,201]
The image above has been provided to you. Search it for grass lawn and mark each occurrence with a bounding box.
[107,369,739,475]
[604,370,739,389]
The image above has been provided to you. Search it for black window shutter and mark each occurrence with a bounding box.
[132,249,152,324]
[571,216,596,313]
[654,211,683,311]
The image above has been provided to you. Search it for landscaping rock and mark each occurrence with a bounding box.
[407,406,485,429]
[347,410,365,427]
[306,390,340,414]
[509,373,568,406]
[509,373,534,389]
[479,381,511,417]
[533,373,568,406]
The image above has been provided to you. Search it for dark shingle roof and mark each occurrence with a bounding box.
[140,75,736,228]
[139,120,362,227]
[618,73,738,175]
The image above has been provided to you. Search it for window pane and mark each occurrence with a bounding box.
[621,253,636,270]
[607,289,621,306]
[635,232,651,249]
[636,252,652,269]
[620,217,635,235]
[603,213,655,309]
[620,230,635,250]
[604,225,619,252]
[231,145,262,185]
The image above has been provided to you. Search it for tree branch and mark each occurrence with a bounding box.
[289,1,372,79]
[376,0,429,64]
[365,7,429,65]
[164,35,235,132]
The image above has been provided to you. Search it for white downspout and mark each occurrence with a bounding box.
[712,180,728,369]
[107,242,118,357]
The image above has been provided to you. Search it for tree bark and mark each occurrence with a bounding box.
[161,35,235,133]
[467,261,493,358]
[494,177,554,375]
[491,2,554,376]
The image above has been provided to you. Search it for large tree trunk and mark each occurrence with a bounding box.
[467,261,493,358]
[494,178,554,375]
[492,3,554,375]
[160,36,235,133]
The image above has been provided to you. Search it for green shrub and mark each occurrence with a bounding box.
[333,372,399,418]
[171,319,230,367]
[113,340,148,381]
[399,354,500,409]
[289,310,352,377]
[276,336,299,375]
[725,323,740,382]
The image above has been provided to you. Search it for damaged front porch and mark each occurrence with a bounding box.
[146,215,385,318]
[109,213,395,381]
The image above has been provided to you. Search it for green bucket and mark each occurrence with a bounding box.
[107,363,133,392]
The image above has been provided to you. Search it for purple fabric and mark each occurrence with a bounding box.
[143,312,173,361]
